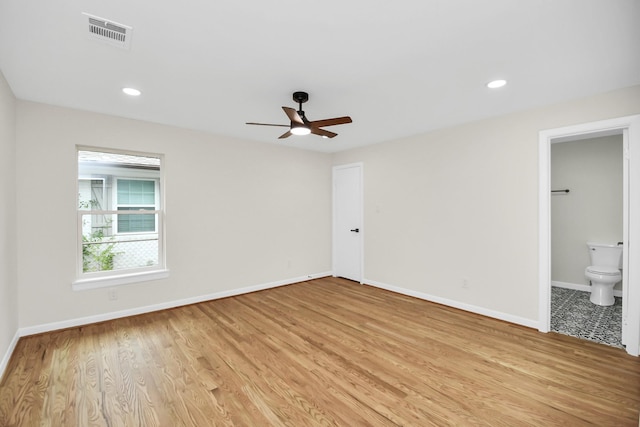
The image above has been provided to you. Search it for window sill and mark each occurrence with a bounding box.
[72,269,170,291]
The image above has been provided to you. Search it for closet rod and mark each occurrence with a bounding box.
[551,189,570,193]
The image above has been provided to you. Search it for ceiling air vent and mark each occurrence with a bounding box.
[82,13,133,50]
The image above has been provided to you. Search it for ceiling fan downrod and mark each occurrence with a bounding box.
[292,91,309,117]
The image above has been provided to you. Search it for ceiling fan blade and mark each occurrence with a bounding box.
[308,116,352,128]
[310,127,338,139]
[246,122,290,128]
[282,107,304,124]
[278,130,293,139]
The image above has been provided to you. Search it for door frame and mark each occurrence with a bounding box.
[538,114,640,356]
[332,162,364,283]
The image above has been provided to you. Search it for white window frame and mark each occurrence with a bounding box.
[73,146,169,290]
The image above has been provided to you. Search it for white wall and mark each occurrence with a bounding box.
[332,85,640,324]
[551,135,623,287]
[8,83,640,333]
[16,102,332,329]
[0,70,18,372]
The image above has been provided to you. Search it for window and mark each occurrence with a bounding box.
[116,179,157,233]
[75,148,168,289]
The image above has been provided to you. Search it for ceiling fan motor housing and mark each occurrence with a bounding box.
[293,91,309,104]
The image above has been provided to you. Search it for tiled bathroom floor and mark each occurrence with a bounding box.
[550,286,623,349]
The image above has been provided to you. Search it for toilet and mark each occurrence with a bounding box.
[585,242,623,306]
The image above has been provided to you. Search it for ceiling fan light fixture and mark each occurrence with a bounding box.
[290,124,311,136]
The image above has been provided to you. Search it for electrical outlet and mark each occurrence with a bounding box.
[108,288,118,301]
[462,278,469,289]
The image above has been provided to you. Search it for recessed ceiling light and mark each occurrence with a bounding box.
[122,87,141,96]
[487,79,507,89]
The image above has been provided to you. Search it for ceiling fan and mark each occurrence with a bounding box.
[246,91,352,139]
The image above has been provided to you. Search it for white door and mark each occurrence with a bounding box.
[333,163,363,282]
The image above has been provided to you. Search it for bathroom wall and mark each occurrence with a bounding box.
[551,135,623,288]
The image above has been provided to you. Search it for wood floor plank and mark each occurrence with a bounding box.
[1,277,640,426]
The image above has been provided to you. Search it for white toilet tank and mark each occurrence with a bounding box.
[587,242,623,268]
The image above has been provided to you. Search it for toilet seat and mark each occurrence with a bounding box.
[586,265,620,276]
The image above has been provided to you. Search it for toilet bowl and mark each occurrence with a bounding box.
[585,242,623,307]
[585,266,621,306]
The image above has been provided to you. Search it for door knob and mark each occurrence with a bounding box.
[350,228,360,233]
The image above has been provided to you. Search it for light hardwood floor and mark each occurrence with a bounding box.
[1,277,639,426]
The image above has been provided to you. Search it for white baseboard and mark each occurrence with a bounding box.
[552,280,623,297]
[19,271,333,337]
[364,278,539,329]
[0,330,20,382]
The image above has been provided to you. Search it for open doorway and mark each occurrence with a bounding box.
[538,114,640,357]
[549,134,623,347]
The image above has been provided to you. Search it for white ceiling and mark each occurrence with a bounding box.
[1,1,639,153]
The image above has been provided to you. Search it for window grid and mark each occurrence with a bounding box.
[116,179,158,233]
